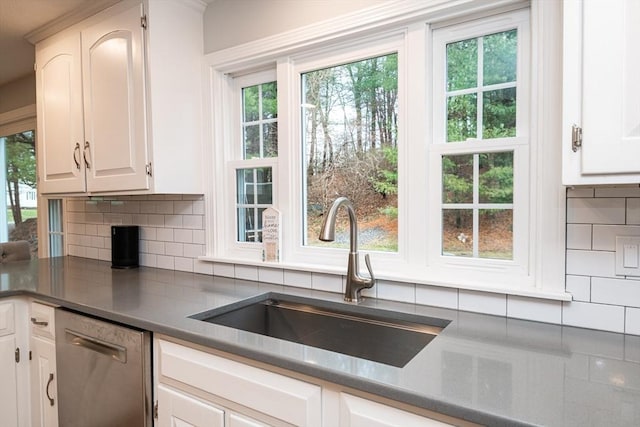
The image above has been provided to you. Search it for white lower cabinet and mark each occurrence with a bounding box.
[156,337,462,427]
[29,302,58,427]
[158,384,224,427]
[337,393,452,427]
[157,338,321,427]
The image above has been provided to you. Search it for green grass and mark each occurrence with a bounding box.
[6,208,37,223]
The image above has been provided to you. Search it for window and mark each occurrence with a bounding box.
[205,2,566,299]
[301,54,399,252]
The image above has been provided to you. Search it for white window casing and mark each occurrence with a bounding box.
[202,0,569,301]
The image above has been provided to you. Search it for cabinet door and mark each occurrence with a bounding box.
[30,336,58,427]
[228,413,268,427]
[563,0,640,184]
[339,393,453,427]
[0,335,19,427]
[36,32,86,194]
[81,3,149,193]
[158,385,224,427]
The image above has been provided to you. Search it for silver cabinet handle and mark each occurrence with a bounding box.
[73,142,81,170]
[31,317,48,327]
[65,329,127,363]
[83,141,91,169]
[46,373,55,406]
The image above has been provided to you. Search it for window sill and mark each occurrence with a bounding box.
[198,255,572,302]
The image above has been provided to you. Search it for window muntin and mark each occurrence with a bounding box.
[446,29,518,142]
[206,7,566,296]
[432,11,529,274]
[242,82,278,159]
[236,167,273,243]
[442,151,514,260]
[301,54,399,252]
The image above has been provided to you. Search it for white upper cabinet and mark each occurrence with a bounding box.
[36,33,85,194]
[81,4,148,194]
[36,0,205,195]
[563,0,640,185]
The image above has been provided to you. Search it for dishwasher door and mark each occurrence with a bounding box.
[55,309,152,427]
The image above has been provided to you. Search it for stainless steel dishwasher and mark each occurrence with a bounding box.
[55,308,152,426]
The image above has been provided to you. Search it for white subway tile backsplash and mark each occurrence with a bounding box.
[283,270,312,288]
[235,264,258,281]
[183,244,204,258]
[140,253,157,267]
[566,250,616,278]
[140,201,156,214]
[156,201,174,214]
[566,275,591,302]
[592,225,640,251]
[193,260,214,275]
[258,267,284,285]
[174,201,193,215]
[566,224,592,249]
[594,186,640,198]
[157,228,174,242]
[148,214,165,227]
[567,187,594,198]
[85,224,97,236]
[174,257,194,272]
[183,215,203,229]
[146,241,165,255]
[629,198,640,225]
[562,301,625,333]
[311,272,342,293]
[140,227,157,241]
[459,290,506,316]
[567,198,626,224]
[164,215,183,228]
[174,229,193,243]
[591,277,640,308]
[507,296,562,323]
[415,284,458,309]
[213,262,235,278]
[192,200,205,215]
[157,255,175,270]
[626,308,640,335]
[165,243,184,257]
[377,280,415,303]
[193,230,205,244]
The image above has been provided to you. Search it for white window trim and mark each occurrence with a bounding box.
[428,9,531,286]
[202,0,569,301]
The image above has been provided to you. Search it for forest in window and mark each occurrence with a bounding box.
[302,53,398,252]
[1,130,37,257]
[442,29,518,260]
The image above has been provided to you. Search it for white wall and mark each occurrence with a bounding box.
[0,75,36,115]
[58,1,640,336]
[203,0,388,53]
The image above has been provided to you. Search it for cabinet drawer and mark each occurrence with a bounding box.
[0,302,15,337]
[158,340,321,427]
[30,302,55,340]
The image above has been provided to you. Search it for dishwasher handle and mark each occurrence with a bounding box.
[65,329,127,363]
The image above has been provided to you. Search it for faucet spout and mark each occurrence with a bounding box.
[319,197,375,303]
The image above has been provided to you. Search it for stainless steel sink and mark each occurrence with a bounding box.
[190,293,450,368]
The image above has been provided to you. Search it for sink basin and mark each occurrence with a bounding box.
[190,293,450,368]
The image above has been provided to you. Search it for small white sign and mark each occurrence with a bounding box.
[262,207,281,262]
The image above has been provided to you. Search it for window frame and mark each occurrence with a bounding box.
[203,0,568,300]
[428,9,531,286]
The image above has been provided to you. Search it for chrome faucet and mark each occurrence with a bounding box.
[319,197,375,303]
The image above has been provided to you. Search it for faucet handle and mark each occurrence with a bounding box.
[364,253,375,284]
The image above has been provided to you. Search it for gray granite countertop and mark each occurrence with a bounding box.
[2,257,639,426]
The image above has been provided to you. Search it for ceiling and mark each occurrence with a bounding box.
[0,0,119,87]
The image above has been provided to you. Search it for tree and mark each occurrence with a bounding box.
[5,131,36,225]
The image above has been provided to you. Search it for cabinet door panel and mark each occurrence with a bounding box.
[36,33,85,194]
[228,413,267,427]
[339,393,452,427]
[81,4,149,193]
[581,0,640,175]
[158,385,224,427]
[0,335,19,427]
[30,336,57,427]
